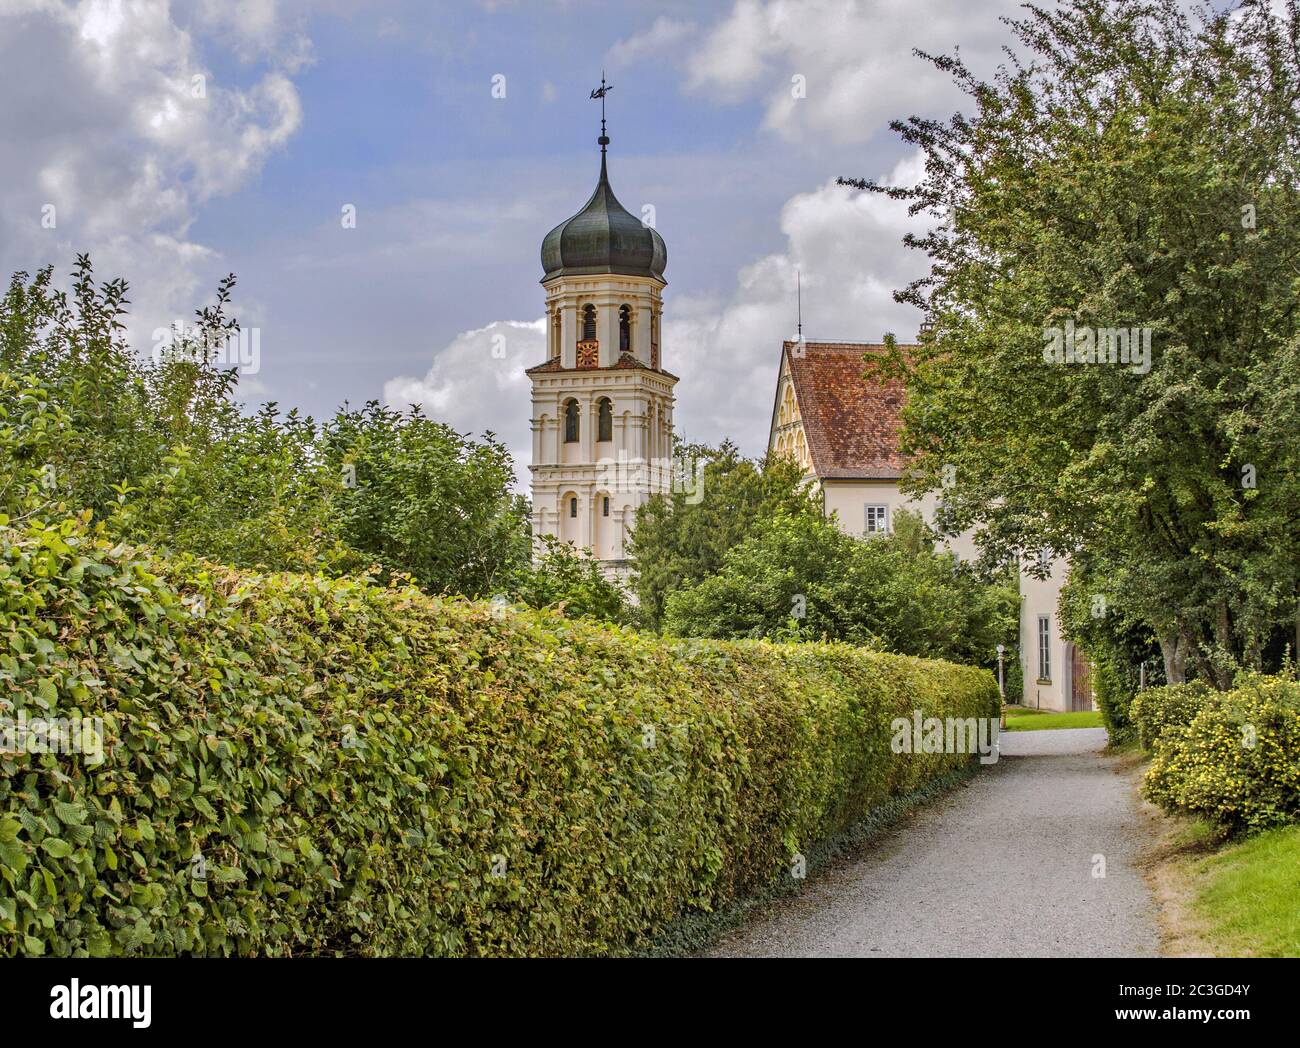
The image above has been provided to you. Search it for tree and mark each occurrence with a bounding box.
[322,401,531,598]
[841,0,1300,686]
[110,406,359,576]
[0,259,242,524]
[510,534,632,622]
[664,509,1018,665]
[1,259,535,600]
[626,441,817,629]
[1059,557,1166,738]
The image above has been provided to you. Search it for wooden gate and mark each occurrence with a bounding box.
[1070,645,1093,712]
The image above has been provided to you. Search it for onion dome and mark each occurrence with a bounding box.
[540,146,666,283]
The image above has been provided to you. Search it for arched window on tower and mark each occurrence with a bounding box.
[582,304,597,341]
[597,397,613,442]
[564,398,580,443]
[619,305,632,353]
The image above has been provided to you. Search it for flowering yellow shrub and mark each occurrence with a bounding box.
[1144,677,1300,831]
[1130,681,1213,751]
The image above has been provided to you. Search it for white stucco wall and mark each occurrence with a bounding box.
[1018,557,1071,711]
[820,480,979,561]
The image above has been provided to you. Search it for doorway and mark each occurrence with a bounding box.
[1069,644,1094,712]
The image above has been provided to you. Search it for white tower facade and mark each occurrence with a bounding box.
[527,124,677,576]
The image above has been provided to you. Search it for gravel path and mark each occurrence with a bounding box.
[706,727,1160,957]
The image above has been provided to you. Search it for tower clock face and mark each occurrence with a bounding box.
[577,340,599,369]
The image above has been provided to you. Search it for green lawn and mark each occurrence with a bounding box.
[1192,824,1300,957]
[1002,708,1103,732]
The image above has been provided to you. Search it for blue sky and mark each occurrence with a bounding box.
[0,0,1031,480]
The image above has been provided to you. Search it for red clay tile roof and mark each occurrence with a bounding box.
[777,341,912,480]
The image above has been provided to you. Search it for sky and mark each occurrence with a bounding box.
[0,0,1033,485]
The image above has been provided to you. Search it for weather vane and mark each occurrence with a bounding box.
[590,72,613,152]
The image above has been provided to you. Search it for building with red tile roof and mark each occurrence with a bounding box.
[768,340,906,480]
[765,337,1086,712]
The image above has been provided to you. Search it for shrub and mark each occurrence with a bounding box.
[509,534,632,623]
[1002,644,1024,705]
[1144,677,1300,832]
[663,511,1018,667]
[0,515,998,957]
[322,401,531,597]
[1130,681,1213,751]
[1090,656,1137,742]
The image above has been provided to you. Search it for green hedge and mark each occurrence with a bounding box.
[1130,681,1213,751]
[1091,654,1139,742]
[0,518,997,957]
[1144,677,1300,832]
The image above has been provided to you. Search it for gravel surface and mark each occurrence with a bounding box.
[706,727,1160,957]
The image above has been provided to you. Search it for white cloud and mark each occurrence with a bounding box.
[686,0,774,96]
[618,0,1023,144]
[191,0,314,72]
[668,151,927,453]
[0,0,305,348]
[383,319,546,489]
[605,15,695,69]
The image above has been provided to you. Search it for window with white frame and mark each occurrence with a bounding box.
[864,504,890,535]
[1037,615,1052,681]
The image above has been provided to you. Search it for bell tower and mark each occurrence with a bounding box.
[527,88,676,577]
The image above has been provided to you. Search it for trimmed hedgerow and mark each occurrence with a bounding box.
[1144,676,1300,832]
[0,517,997,957]
[1130,681,1213,751]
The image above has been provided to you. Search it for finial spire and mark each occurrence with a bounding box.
[797,269,803,340]
[590,73,613,157]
